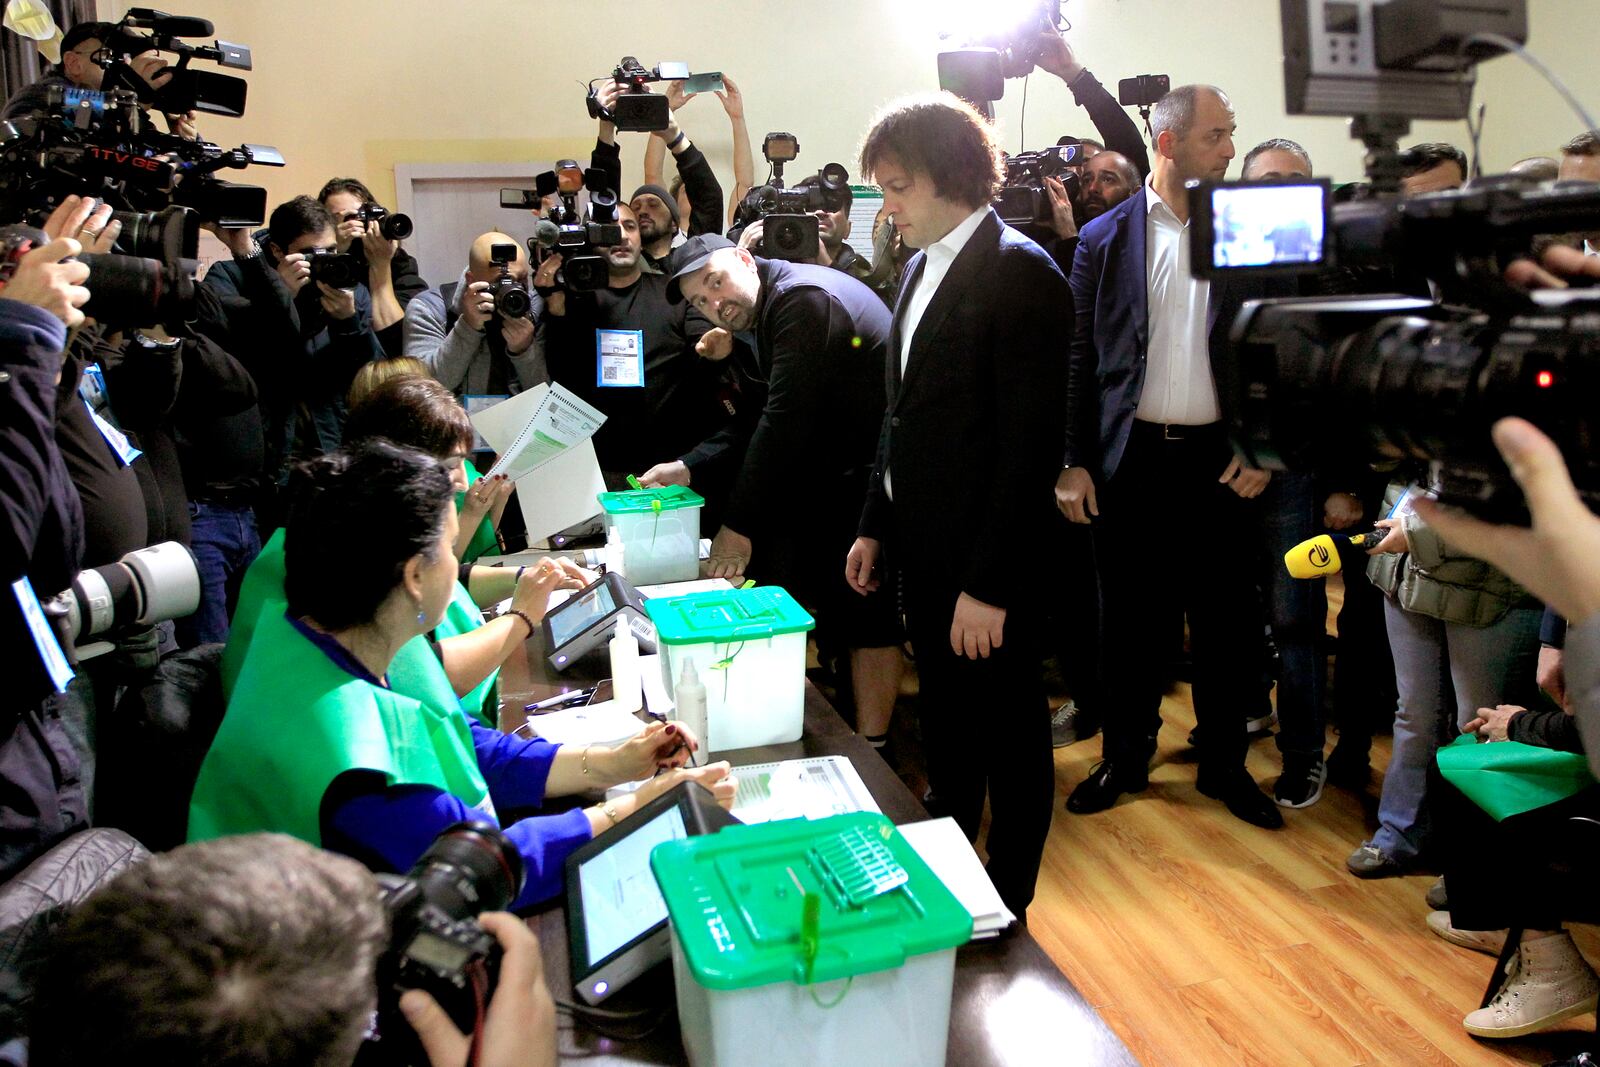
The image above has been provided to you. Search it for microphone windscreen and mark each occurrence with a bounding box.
[1284,533,1343,579]
[533,219,560,248]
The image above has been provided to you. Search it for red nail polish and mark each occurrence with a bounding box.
[665,724,677,733]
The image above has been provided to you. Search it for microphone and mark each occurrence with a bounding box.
[532,219,560,249]
[1283,528,1387,579]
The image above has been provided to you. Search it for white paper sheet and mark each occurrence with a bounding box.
[469,385,609,542]
[729,755,880,825]
[897,817,1017,938]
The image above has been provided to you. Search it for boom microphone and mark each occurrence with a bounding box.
[1283,528,1387,579]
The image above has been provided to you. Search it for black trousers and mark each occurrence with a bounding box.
[1438,774,1600,932]
[1094,422,1264,772]
[899,563,1054,919]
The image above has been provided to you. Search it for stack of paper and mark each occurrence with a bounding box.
[896,817,1017,939]
[729,755,880,825]
[519,699,644,747]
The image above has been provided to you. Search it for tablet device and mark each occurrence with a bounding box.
[564,781,739,1005]
[542,571,653,671]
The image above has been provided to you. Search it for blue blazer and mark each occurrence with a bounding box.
[1064,187,1273,484]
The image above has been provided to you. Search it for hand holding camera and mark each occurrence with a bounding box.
[1042,175,1078,239]
[1033,29,1084,83]
[460,280,497,332]
[500,312,535,355]
[275,251,311,295]
[2,236,91,327]
[42,195,122,254]
[399,912,557,1067]
[316,280,356,321]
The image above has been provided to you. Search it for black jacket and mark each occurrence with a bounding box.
[860,210,1071,609]
[722,259,891,540]
[1067,70,1152,178]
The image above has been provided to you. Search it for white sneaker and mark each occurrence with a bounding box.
[1463,931,1600,1039]
[1426,910,1507,956]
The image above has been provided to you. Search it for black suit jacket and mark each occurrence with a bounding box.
[1065,187,1293,484]
[859,209,1071,610]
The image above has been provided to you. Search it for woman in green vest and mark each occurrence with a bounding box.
[190,440,734,908]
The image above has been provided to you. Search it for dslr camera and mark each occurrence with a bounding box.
[38,540,200,663]
[504,161,623,293]
[995,143,1081,229]
[486,242,531,319]
[349,203,413,242]
[730,134,851,261]
[361,821,525,1066]
[586,56,690,133]
[1189,0,1592,520]
[303,246,363,290]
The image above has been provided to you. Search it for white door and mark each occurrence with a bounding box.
[395,163,553,294]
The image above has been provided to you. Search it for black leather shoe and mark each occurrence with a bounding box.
[1196,770,1284,829]
[1066,760,1148,814]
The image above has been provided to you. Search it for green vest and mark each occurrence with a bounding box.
[189,607,493,846]
[458,457,500,564]
[223,530,499,726]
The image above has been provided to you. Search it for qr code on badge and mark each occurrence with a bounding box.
[602,366,619,381]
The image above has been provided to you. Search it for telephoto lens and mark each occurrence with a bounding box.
[79,252,197,327]
[110,204,199,263]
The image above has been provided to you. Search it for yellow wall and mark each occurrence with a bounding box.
[94,0,1597,214]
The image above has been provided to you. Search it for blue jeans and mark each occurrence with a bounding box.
[1368,597,1540,862]
[1261,472,1327,758]
[175,501,261,648]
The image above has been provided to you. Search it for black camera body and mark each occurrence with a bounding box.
[487,242,531,319]
[995,144,1080,229]
[363,822,525,1067]
[0,221,195,327]
[516,162,623,293]
[586,56,689,133]
[98,8,253,118]
[355,203,413,241]
[731,141,851,261]
[304,247,363,290]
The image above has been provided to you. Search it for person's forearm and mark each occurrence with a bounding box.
[368,271,404,333]
[544,742,632,796]
[644,131,666,186]
[438,614,530,698]
[730,113,754,190]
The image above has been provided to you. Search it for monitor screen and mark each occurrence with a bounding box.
[1209,182,1327,269]
[549,583,618,648]
[578,805,688,966]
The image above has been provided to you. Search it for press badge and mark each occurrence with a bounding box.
[596,329,644,388]
[11,578,73,693]
[78,364,142,466]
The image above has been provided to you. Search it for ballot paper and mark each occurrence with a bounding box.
[729,755,880,825]
[897,817,1017,939]
[469,385,608,541]
[846,184,885,268]
[519,699,644,747]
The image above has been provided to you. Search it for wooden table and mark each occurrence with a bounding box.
[500,634,1137,1067]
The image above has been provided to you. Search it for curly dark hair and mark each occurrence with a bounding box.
[859,93,1004,210]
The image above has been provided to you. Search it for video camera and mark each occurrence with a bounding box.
[586,56,690,133]
[936,0,1063,114]
[0,220,196,327]
[363,821,525,1067]
[96,7,253,118]
[995,143,1081,229]
[1189,0,1597,519]
[730,134,851,261]
[503,161,623,293]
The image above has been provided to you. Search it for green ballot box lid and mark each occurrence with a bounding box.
[645,586,815,645]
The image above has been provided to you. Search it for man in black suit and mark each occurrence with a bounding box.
[846,94,1070,919]
[1057,84,1283,829]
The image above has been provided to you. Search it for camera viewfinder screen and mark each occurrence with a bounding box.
[579,806,688,965]
[549,584,618,648]
[1210,183,1327,270]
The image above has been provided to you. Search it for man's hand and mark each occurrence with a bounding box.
[317,281,357,321]
[363,226,400,269]
[706,527,752,581]
[594,78,622,141]
[715,75,745,119]
[639,460,691,488]
[400,913,557,1067]
[951,593,1005,660]
[736,219,764,253]
[334,212,366,253]
[42,195,121,254]
[1538,645,1569,711]
[510,556,588,626]
[532,253,564,317]
[845,537,881,594]
[1323,492,1364,530]
[1415,417,1600,626]
[3,236,90,327]
[163,109,199,141]
[1219,456,1271,498]
[1462,704,1526,743]
[1503,243,1600,291]
[1033,31,1085,82]
[206,223,254,258]
[696,327,733,361]
[276,252,311,295]
[129,50,174,91]
[1054,467,1098,524]
[459,281,496,332]
[501,313,536,354]
[1042,176,1078,240]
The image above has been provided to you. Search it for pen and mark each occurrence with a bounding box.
[523,687,596,713]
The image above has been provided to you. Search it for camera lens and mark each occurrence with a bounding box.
[406,820,524,919]
[379,212,413,240]
[111,204,198,264]
[79,252,196,327]
[588,189,618,224]
[819,162,849,192]
[496,284,531,319]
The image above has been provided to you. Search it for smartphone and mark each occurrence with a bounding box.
[681,71,725,95]
[1117,74,1171,108]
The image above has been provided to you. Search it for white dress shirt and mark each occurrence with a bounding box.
[885,205,990,500]
[1138,180,1219,425]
